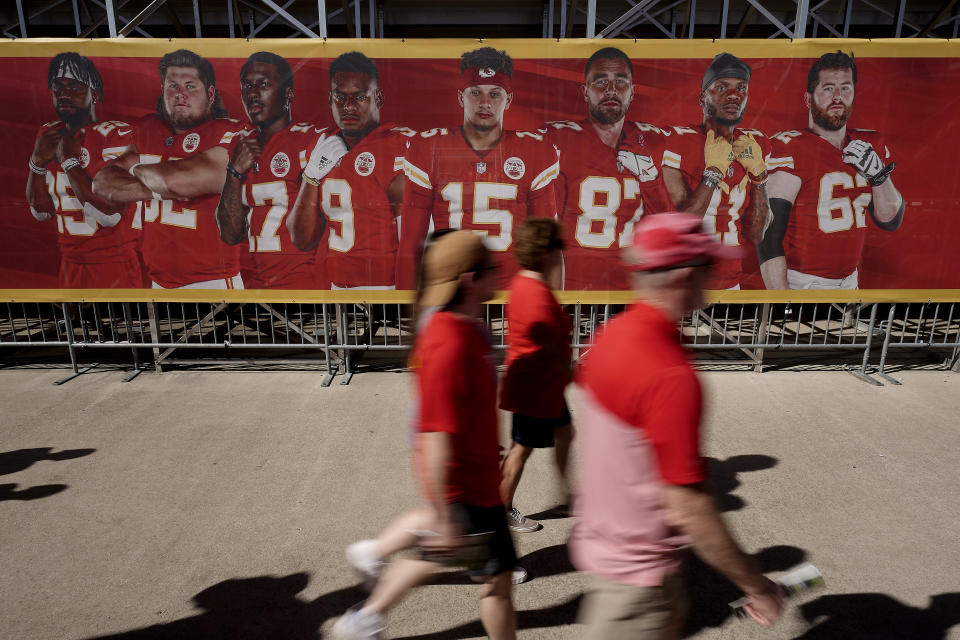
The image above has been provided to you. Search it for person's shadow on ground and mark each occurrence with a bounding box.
[0,447,95,502]
[794,592,960,639]
[704,454,778,512]
[83,572,368,639]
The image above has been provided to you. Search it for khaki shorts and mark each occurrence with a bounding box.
[578,572,687,640]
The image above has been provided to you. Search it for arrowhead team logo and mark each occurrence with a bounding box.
[182,133,200,153]
[476,161,487,175]
[79,147,90,169]
[271,152,291,177]
[479,68,496,78]
[504,157,525,179]
[354,152,376,176]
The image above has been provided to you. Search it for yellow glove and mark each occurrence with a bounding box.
[733,133,767,179]
[704,129,734,176]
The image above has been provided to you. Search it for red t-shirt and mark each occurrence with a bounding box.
[661,124,772,289]
[398,126,559,289]
[414,311,502,507]
[544,119,673,290]
[36,119,140,261]
[318,124,415,288]
[499,273,572,418]
[128,114,248,288]
[234,122,325,289]
[767,127,891,279]
[577,302,705,485]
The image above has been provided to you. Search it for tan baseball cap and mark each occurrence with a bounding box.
[418,230,489,308]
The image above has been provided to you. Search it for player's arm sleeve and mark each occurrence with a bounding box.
[134,145,229,199]
[397,146,434,289]
[643,367,705,485]
[756,197,790,263]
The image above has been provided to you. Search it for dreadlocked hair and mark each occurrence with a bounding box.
[156,49,228,120]
[48,52,103,101]
[459,47,513,77]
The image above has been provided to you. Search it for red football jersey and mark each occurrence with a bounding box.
[398,126,559,289]
[767,128,891,279]
[545,119,672,290]
[37,119,140,261]
[319,124,414,288]
[131,114,247,288]
[662,125,772,289]
[235,122,324,289]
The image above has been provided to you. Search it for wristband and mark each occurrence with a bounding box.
[60,157,81,173]
[702,167,724,190]
[29,160,48,175]
[128,162,143,177]
[749,170,768,185]
[868,162,895,187]
[302,174,321,187]
[226,164,245,181]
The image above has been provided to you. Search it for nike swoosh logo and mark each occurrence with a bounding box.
[117,130,132,136]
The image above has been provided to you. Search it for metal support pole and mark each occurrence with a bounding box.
[560,0,567,38]
[122,302,144,382]
[846,304,882,386]
[753,303,770,372]
[894,0,906,36]
[261,0,319,36]
[876,305,901,385]
[73,0,82,35]
[318,0,327,37]
[720,0,729,37]
[369,0,375,37]
[15,0,27,37]
[843,0,853,36]
[548,0,555,37]
[227,0,234,37]
[118,0,167,37]
[586,0,596,37]
[354,0,362,38]
[105,0,118,36]
[192,0,201,36]
[794,0,809,37]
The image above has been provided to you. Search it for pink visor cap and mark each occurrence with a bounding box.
[624,213,741,271]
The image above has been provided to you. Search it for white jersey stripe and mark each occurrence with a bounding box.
[403,158,432,189]
[529,160,560,191]
[662,150,682,169]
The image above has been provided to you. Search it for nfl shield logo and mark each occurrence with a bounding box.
[476,162,487,175]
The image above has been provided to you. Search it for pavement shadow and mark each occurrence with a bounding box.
[683,544,807,637]
[422,542,575,587]
[794,592,960,639]
[80,572,367,640]
[392,594,583,640]
[704,454,779,512]
[0,482,69,501]
[0,447,96,475]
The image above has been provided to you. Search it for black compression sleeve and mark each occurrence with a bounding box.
[869,196,905,232]
[757,197,792,264]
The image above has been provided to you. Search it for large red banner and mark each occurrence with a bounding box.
[1,39,958,296]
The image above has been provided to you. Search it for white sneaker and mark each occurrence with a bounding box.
[346,539,385,590]
[512,566,528,584]
[506,507,541,533]
[331,606,385,640]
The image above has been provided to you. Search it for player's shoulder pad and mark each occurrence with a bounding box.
[631,121,665,135]
[287,122,322,135]
[511,129,547,142]
[769,130,804,145]
[417,127,451,139]
[542,120,583,132]
[737,128,766,138]
[389,125,419,138]
[89,119,134,139]
[664,125,698,136]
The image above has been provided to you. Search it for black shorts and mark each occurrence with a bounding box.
[511,404,572,448]
[451,503,517,578]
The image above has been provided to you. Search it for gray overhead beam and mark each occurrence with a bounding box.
[16,0,27,37]
[192,0,201,36]
[82,0,151,38]
[578,1,674,39]
[859,0,921,33]
[771,0,840,39]
[686,0,696,38]
[249,0,296,36]
[118,0,168,37]
[318,0,327,38]
[794,0,809,37]
[354,0,361,37]
[744,0,793,38]
[917,0,960,37]
[894,0,906,36]
[105,0,118,36]
[260,0,320,37]
[720,0,729,37]
[586,0,596,37]
[73,0,82,34]
[596,0,660,38]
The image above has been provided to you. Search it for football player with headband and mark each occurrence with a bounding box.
[287,51,414,290]
[660,53,772,290]
[215,51,326,289]
[396,46,559,290]
[93,49,249,290]
[541,46,674,290]
[760,51,905,290]
[26,52,141,288]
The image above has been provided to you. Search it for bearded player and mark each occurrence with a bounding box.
[215,51,325,289]
[759,51,904,289]
[26,52,141,288]
[397,47,559,289]
[94,49,248,289]
[288,51,413,290]
[661,53,771,290]
[541,47,671,290]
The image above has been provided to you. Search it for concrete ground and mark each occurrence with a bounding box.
[1,364,958,640]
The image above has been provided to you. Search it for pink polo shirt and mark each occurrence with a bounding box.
[569,302,705,587]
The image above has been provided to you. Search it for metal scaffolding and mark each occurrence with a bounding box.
[3,1,959,40]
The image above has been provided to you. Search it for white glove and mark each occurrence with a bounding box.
[29,206,52,222]
[304,135,348,183]
[617,150,659,182]
[83,201,122,228]
[842,139,884,181]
